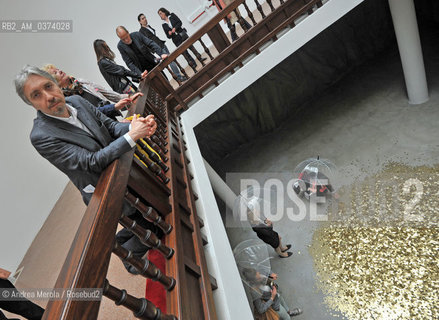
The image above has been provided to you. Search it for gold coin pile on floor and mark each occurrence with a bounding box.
[310,163,439,320]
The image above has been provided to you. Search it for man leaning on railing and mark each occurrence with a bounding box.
[14,65,159,274]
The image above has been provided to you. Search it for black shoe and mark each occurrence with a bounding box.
[279,252,293,258]
[288,308,303,317]
[281,244,292,252]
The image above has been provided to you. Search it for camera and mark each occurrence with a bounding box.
[266,278,278,289]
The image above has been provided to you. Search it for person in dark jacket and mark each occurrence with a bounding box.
[93,39,146,95]
[116,26,168,76]
[157,8,206,71]
[137,13,186,82]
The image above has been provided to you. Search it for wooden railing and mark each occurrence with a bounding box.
[146,0,325,112]
[42,80,217,320]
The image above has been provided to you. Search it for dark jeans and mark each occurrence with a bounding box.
[0,280,44,320]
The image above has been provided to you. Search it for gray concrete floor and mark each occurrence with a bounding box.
[215,25,439,319]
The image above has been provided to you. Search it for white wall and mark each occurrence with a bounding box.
[0,0,217,272]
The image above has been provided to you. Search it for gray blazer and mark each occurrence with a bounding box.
[30,95,132,205]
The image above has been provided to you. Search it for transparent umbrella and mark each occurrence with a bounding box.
[293,156,337,199]
[233,239,273,301]
[232,186,280,228]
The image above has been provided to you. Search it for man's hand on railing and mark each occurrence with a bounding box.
[141,70,148,80]
[141,114,157,138]
[161,54,168,60]
[128,114,157,141]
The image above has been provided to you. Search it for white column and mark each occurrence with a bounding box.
[389,0,429,104]
[203,159,237,210]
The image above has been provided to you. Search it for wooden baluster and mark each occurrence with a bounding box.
[254,0,266,18]
[174,59,189,80]
[156,133,168,145]
[236,11,251,32]
[119,216,175,259]
[146,135,167,152]
[158,128,168,140]
[134,149,170,184]
[152,133,168,148]
[125,191,173,235]
[226,17,239,42]
[145,138,168,161]
[146,91,167,120]
[266,0,275,12]
[165,65,181,85]
[113,243,176,290]
[138,139,169,172]
[103,279,177,320]
[158,123,167,134]
[151,127,167,143]
[152,129,167,143]
[151,136,168,153]
[243,2,257,26]
[198,38,214,61]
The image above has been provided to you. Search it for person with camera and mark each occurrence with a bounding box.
[242,268,302,319]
